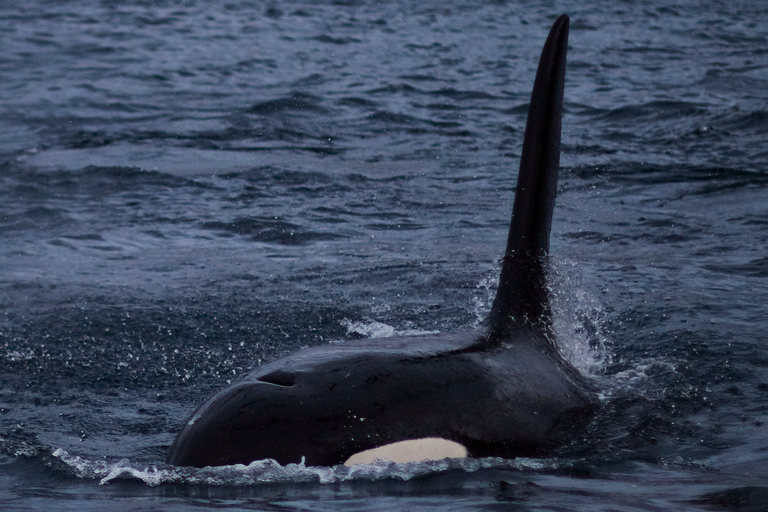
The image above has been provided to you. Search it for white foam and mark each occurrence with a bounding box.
[51,448,561,487]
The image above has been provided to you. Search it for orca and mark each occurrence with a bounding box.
[167,14,597,468]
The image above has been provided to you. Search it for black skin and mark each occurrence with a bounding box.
[167,14,598,468]
[167,329,595,467]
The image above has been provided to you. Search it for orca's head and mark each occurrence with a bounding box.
[167,368,344,467]
[166,346,474,468]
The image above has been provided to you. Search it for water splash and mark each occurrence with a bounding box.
[549,259,613,376]
[51,448,565,487]
[339,319,438,339]
[596,358,678,402]
[471,264,500,326]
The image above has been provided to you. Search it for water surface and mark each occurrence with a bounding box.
[1,0,768,510]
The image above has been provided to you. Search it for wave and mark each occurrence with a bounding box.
[705,257,768,278]
[247,93,327,116]
[568,164,766,186]
[201,216,344,245]
[596,101,707,123]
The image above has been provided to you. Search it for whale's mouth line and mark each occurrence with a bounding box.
[344,438,468,466]
[256,371,297,387]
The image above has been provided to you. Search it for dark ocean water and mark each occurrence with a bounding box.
[1,0,768,510]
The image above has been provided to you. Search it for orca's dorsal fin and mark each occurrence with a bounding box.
[480,14,569,350]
